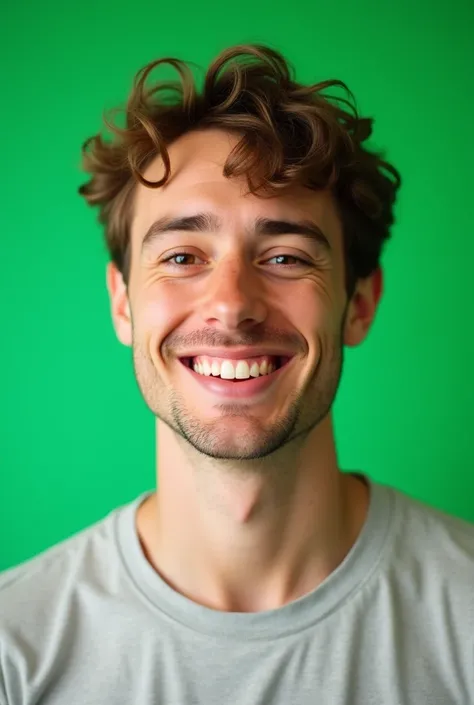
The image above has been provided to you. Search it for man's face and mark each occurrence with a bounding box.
[120,129,355,460]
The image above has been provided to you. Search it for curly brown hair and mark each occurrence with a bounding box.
[79,44,401,298]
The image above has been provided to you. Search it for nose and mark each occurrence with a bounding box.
[197,254,268,331]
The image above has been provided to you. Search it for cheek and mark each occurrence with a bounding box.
[287,281,343,366]
[287,280,339,332]
[134,286,189,368]
[131,284,188,354]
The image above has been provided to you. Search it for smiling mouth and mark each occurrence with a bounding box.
[180,355,292,381]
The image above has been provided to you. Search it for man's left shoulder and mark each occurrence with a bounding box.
[390,484,474,581]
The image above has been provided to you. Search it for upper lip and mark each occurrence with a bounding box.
[178,348,295,360]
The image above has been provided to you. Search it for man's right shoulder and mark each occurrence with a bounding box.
[0,501,141,705]
[0,505,121,624]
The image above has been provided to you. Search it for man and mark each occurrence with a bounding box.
[0,43,473,704]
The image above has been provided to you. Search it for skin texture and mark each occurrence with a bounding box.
[107,128,382,612]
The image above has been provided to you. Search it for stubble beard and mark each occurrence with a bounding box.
[131,326,345,463]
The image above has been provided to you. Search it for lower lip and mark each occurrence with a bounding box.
[180,360,292,399]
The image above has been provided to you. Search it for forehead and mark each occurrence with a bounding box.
[131,129,342,244]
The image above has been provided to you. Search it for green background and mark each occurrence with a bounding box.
[1,0,473,572]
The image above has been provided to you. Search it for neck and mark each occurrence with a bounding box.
[136,413,369,613]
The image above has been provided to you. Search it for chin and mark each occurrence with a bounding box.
[192,440,279,461]
[176,415,299,461]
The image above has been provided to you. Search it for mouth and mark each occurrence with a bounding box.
[179,355,292,381]
[178,354,294,400]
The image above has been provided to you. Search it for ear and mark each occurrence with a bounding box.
[343,267,383,347]
[106,261,132,347]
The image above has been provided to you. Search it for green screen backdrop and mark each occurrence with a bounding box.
[1,0,473,571]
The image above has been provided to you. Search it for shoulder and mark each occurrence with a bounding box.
[0,498,141,705]
[381,482,474,605]
[0,502,125,634]
[389,484,474,564]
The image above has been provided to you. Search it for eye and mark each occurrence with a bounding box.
[266,254,309,266]
[161,251,204,266]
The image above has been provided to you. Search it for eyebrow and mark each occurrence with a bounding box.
[140,212,332,253]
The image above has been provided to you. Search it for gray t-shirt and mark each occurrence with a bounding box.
[1,476,473,704]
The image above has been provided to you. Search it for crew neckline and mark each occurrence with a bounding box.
[114,474,395,640]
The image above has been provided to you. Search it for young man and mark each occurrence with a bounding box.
[1,44,473,704]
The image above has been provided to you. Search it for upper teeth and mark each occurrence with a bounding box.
[192,355,277,380]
